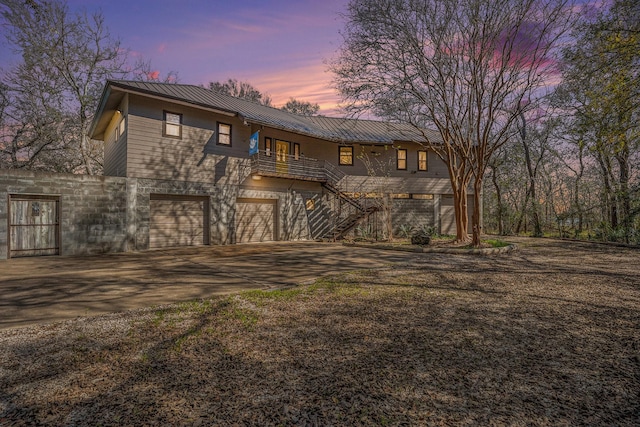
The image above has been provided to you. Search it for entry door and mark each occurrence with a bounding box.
[275,140,289,174]
[9,195,60,258]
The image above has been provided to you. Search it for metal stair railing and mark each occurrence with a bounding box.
[249,151,378,240]
[320,161,380,240]
[250,151,326,181]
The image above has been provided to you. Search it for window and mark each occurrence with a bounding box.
[217,122,231,146]
[339,146,354,166]
[115,117,126,141]
[293,143,301,160]
[392,193,411,199]
[163,111,182,138]
[305,198,315,211]
[412,194,434,200]
[265,137,272,156]
[418,150,428,171]
[397,148,407,170]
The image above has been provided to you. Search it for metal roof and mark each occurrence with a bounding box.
[93,80,441,145]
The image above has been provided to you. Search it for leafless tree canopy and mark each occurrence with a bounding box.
[332,0,574,245]
[280,98,320,116]
[0,0,134,174]
[208,79,273,107]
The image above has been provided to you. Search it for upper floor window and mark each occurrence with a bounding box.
[115,116,126,141]
[217,122,231,146]
[339,146,354,166]
[397,148,407,170]
[163,111,182,138]
[418,150,428,171]
[119,117,126,137]
[293,143,301,160]
[265,137,272,156]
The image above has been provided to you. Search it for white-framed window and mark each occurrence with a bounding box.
[163,111,182,138]
[217,122,231,146]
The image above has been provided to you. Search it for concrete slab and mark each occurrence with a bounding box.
[0,242,424,330]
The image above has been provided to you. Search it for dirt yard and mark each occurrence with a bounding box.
[1,238,639,426]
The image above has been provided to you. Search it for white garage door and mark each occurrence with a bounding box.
[235,198,276,243]
[149,195,209,248]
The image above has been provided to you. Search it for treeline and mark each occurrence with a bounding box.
[483,0,639,243]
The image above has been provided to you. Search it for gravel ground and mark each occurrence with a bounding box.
[1,238,639,426]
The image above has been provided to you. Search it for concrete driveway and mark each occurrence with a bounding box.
[0,241,424,330]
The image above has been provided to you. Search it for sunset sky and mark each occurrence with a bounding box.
[83,0,350,115]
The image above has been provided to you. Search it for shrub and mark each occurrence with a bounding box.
[411,230,431,246]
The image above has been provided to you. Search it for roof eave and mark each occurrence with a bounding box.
[88,84,112,140]
[108,81,237,118]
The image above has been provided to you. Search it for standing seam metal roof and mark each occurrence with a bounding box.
[107,80,440,144]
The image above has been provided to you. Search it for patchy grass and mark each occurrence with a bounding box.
[1,239,639,426]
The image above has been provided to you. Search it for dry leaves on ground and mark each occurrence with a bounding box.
[1,238,639,426]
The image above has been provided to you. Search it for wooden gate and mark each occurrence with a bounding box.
[9,195,60,258]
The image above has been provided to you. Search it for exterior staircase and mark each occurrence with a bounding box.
[320,161,379,240]
[250,151,380,240]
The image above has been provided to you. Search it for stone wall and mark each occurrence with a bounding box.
[0,168,317,259]
[0,169,129,259]
[0,168,445,260]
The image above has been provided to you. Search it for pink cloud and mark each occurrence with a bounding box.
[247,63,342,116]
[157,43,167,54]
[225,23,265,34]
[147,70,160,80]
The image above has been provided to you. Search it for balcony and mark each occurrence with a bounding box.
[250,151,331,182]
[249,150,380,240]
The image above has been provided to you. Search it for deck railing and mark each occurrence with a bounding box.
[250,151,327,182]
[249,150,380,240]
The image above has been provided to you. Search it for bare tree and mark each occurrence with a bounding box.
[135,59,179,83]
[557,0,639,242]
[0,0,133,174]
[208,79,273,106]
[332,0,574,245]
[280,98,320,116]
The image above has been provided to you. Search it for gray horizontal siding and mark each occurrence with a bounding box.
[104,134,127,177]
[339,176,453,195]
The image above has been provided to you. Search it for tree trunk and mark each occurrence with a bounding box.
[518,112,542,237]
[453,186,469,242]
[472,177,483,246]
[616,147,631,243]
[490,166,505,235]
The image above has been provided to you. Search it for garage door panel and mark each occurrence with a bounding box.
[236,199,276,243]
[149,196,208,248]
[440,195,473,236]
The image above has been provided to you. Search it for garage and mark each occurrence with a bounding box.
[8,195,60,258]
[149,194,209,249]
[440,194,473,236]
[235,198,277,243]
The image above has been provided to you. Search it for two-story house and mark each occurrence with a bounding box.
[89,80,471,249]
